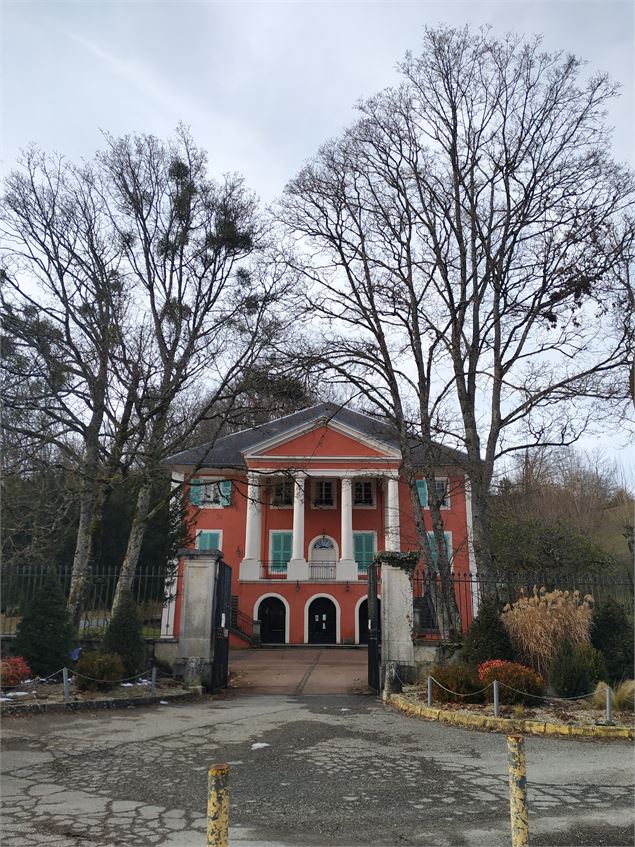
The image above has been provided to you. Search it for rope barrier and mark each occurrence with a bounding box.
[429,675,493,697]
[495,681,598,702]
[70,668,154,684]
[424,676,604,702]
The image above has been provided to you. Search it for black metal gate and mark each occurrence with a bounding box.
[367,561,381,691]
[211,560,232,691]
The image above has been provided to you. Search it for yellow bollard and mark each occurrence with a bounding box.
[207,762,230,847]
[507,735,529,847]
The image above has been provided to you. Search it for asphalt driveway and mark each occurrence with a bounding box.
[1,684,633,846]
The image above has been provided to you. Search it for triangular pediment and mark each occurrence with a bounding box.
[243,418,400,460]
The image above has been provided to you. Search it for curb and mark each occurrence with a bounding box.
[0,690,201,717]
[389,694,634,740]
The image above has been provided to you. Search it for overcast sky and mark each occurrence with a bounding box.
[2,0,633,473]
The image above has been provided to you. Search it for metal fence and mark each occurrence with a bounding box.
[1,564,177,639]
[411,568,634,635]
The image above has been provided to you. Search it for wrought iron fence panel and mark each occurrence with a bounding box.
[0,564,177,639]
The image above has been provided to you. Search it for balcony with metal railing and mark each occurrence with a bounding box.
[251,560,377,582]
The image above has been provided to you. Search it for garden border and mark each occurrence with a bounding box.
[389,694,634,740]
[0,689,201,717]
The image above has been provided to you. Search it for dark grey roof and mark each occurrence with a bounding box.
[166,402,466,470]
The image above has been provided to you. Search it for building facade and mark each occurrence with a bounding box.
[166,403,476,647]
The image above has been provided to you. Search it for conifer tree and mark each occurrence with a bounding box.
[14,570,74,676]
[102,590,145,676]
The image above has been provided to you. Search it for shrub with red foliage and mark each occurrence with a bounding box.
[478,659,544,705]
[0,656,32,687]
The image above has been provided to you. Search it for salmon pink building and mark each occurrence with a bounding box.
[166,403,476,647]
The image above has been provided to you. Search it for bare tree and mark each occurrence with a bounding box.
[1,151,132,622]
[280,26,634,589]
[1,129,290,621]
[96,129,290,611]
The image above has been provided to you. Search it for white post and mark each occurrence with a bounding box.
[385,476,400,552]
[288,473,309,581]
[239,472,262,580]
[338,477,357,581]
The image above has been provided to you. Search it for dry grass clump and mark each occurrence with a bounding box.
[501,588,593,676]
[591,680,635,712]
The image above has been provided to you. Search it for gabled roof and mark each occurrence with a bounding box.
[166,402,466,470]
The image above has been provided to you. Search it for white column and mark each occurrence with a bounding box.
[338,477,357,581]
[291,473,306,561]
[385,476,401,552]
[288,473,309,580]
[239,472,261,580]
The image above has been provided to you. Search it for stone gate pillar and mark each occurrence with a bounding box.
[381,564,415,688]
[176,549,219,689]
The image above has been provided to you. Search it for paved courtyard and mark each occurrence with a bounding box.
[1,650,634,846]
[229,647,368,695]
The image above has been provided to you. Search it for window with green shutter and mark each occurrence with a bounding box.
[219,480,232,507]
[190,479,232,507]
[416,480,428,507]
[353,532,376,574]
[196,530,221,552]
[190,480,202,506]
[270,531,292,573]
[426,531,452,572]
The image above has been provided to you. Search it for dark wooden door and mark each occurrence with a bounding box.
[259,597,286,644]
[308,597,336,644]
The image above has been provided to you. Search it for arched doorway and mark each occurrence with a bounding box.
[357,598,381,644]
[258,596,287,644]
[307,596,337,644]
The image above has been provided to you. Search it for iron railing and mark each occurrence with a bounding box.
[411,568,634,636]
[309,563,337,580]
[259,562,288,580]
[1,564,177,639]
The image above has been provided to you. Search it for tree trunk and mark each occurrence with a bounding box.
[112,477,152,613]
[112,477,153,614]
[67,429,102,627]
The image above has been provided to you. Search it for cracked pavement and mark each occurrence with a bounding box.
[1,652,634,846]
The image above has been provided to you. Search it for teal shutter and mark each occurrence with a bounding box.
[190,480,201,506]
[220,480,232,507]
[426,532,451,572]
[354,533,375,573]
[197,530,220,551]
[271,532,292,571]
[416,480,428,507]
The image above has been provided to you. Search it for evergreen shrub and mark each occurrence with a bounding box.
[590,600,634,684]
[477,659,544,705]
[462,598,514,667]
[13,569,74,677]
[429,663,484,703]
[75,651,125,692]
[549,640,606,698]
[102,590,146,676]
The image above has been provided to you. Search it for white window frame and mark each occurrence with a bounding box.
[353,478,376,509]
[197,477,227,509]
[270,478,294,509]
[431,477,450,509]
[311,478,337,510]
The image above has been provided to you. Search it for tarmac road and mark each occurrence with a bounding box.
[1,649,633,846]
